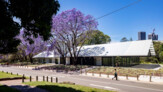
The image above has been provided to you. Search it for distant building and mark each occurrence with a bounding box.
[148,29,158,40]
[138,31,146,40]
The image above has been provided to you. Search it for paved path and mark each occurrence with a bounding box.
[0,79,48,92]
[0,66,163,92]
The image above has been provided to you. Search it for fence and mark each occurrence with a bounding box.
[0,70,59,83]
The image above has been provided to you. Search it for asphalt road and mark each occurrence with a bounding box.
[0,66,163,92]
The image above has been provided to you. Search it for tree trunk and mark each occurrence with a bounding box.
[61,56,66,65]
[29,54,33,64]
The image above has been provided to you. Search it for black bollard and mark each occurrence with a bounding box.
[56,77,58,83]
[51,77,53,83]
[36,76,38,81]
[46,76,48,82]
[43,76,45,81]
[22,74,25,83]
[30,76,32,82]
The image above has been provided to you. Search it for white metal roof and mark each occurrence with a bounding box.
[79,40,155,57]
[33,51,60,58]
[33,40,155,58]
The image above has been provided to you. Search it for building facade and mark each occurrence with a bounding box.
[33,40,156,67]
[138,32,146,40]
[148,29,158,40]
[148,33,158,40]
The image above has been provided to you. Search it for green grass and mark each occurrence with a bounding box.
[87,67,163,77]
[0,71,22,79]
[24,81,114,92]
[0,84,20,92]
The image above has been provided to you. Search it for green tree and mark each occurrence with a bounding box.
[84,30,111,45]
[159,51,163,61]
[153,42,162,61]
[0,0,60,54]
[0,0,20,54]
[9,0,60,40]
[120,37,128,42]
[159,43,163,61]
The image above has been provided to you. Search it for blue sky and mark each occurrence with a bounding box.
[58,0,163,42]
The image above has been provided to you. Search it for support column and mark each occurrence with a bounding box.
[112,56,114,67]
[58,58,60,64]
[66,58,70,65]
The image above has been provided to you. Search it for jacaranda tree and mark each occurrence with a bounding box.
[51,8,98,65]
[17,28,47,63]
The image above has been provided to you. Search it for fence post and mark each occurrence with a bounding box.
[43,76,45,81]
[56,77,58,83]
[46,76,48,82]
[36,76,38,81]
[51,77,53,83]
[85,69,87,75]
[22,74,25,83]
[11,72,12,75]
[107,73,109,78]
[30,76,32,82]
[99,72,101,77]
[126,74,128,80]
[150,73,152,82]
[80,68,82,74]
[17,73,18,76]
[137,74,139,81]
[2,71,3,73]
[92,71,94,76]
[7,71,8,74]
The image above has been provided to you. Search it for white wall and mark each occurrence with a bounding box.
[52,58,55,63]
[95,57,102,65]
[57,57,60,64]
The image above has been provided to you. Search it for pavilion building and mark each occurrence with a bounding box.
[33,40,155,66]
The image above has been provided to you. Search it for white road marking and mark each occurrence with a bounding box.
[1,67,163,92]
[70,77,163,92]
[90,84,118,90]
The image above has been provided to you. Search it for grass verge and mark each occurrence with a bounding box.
[87,67,163,77]
[24,81,114,92]
[0,71,22,79]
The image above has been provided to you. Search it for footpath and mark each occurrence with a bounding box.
[81,72,163,85]
[0,79,48,92]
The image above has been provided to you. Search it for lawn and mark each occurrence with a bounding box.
[24,81,114,92]
[0,84,20,92]
[0,71,22,79]
[87,67,163,77]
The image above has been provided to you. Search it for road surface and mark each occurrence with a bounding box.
[0,66,163,92]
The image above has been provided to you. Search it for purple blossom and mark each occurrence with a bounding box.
[16,28,47,56]
[50,8,98,64]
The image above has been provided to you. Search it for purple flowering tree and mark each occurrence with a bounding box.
[51,8,98,64]
[17,28,47,63]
